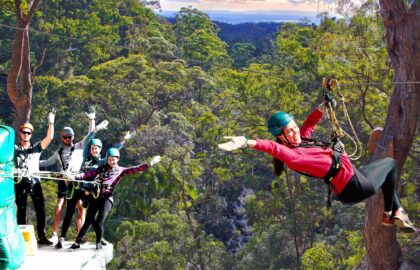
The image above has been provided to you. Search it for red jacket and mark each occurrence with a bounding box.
[254,109,354,194]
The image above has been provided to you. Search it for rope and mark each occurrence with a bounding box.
[0,169,93,184]
[336,85,363,160]
[322,78,362,160]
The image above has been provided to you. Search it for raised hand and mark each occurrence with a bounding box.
[48,108,56,124]
[217,136,248,151]
[150,155,161,166]
[124,130,136,141]
[95,120,109,131]
[85,106,96,120]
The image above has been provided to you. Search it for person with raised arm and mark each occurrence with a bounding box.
[14,109,56,246]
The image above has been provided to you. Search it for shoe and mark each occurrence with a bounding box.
[37,236,53,246]
[95,243,102,250]
[55,238,64,249]
[68,243,80,251]
[48,233,58,244]
[393,209,416,233]
[100,238,108,246]
[381,213,394,226]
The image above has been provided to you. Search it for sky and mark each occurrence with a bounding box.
[159,0,337,12]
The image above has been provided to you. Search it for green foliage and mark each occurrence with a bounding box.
[230,43,256,68]
[3,1,418,269]
[174,7,231,69]
[108,199,233,270]
[301,242,336,270]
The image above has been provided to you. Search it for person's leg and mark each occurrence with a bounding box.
[30,183,51,245]
[76,197,84,232]
[52,197,66,236]
[75,198,99,243]
[91,198,113,249]
[360,158,397,211]
[93,198,113,244]
[68,198,100,250]
[14,182,28,225]
[361,158,414,231]
[60,195,78,239]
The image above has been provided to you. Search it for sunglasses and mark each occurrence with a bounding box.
[21,131,32,135]
[62,136,73,140]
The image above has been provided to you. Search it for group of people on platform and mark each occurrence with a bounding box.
[12,101,416,253]
[13,108,160,250]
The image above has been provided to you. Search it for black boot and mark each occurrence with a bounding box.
[55,238,64,249]
[95,243,102,250]
[37,235,53,246]
[100,238,108,246]
[68,243,80,251]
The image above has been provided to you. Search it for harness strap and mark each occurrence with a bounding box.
[58,146,75,171]
[291,138,342,208]
[323,142,342,208]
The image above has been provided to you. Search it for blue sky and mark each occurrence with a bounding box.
[159,0,337,12]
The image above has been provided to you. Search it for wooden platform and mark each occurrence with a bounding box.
[18,241,113,270]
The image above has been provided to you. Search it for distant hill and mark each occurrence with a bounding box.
[215,21,281,54]
[157,10,319,24]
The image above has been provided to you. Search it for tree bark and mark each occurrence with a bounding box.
[6,0,41,132]
[363,1,420,269]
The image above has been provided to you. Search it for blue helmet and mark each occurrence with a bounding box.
[91,139,102,148]
[106,148,120,158]
[267,112,294,137]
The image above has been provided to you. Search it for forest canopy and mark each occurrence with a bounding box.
[0,1,418,269]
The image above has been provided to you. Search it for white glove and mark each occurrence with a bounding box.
[85,106,96,120]
[318,103,327,114]
[217,136,248,151]
[48,108,56,124]
[150,155,161,167]
[95,120,109,131]
[63,172,75,181]
[124,130,136,141]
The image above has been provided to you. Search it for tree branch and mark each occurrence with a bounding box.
[23,0,42,26]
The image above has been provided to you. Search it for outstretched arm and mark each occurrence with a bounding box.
[39,151,59,169]
[120,155,161,177]
[40,109,56,149]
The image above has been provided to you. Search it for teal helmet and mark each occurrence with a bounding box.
[106,148,120,158]
[91,139,102,148]
[267,112,294,137]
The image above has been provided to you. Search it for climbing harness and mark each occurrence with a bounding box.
[289,138,342,208]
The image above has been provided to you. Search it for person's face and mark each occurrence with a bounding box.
[20,128,32,142]
[62,134,74,146]
[108,156,119,167]
[90,145,101,157]
[278,120,301,145]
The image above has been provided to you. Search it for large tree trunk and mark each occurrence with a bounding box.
[6,0,41,132]
[363,1,420,269]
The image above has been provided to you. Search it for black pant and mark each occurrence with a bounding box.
[60,189,86,238]
[14,181,47,238]
[337,158,402,212]
[76,196,113,244]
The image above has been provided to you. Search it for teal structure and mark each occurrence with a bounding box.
[0,125,26,269]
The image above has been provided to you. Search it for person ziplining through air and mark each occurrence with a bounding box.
[218,101,416,233]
